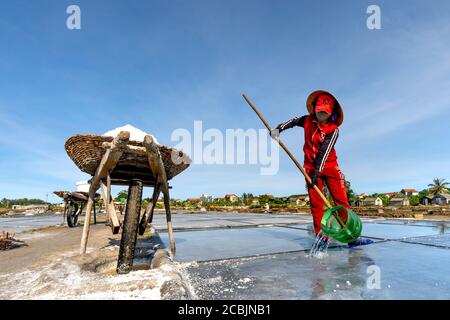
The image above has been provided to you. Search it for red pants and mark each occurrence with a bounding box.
[306,166,350,235]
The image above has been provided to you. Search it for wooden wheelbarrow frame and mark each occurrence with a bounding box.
[54,191,100,227]
[78,131,176,274]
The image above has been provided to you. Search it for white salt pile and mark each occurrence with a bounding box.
[103,124,159,144]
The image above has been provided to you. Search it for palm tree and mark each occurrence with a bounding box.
[428,178,450,196]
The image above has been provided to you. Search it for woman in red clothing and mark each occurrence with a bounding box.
[273,90,372,248]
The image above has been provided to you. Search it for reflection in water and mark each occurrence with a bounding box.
[310,250,376,299]
[437,223,448,235]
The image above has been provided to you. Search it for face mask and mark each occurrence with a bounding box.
[316,111,330,122]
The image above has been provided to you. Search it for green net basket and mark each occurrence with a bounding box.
[321,206,362,243]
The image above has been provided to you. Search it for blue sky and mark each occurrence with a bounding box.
[1,0,450,202]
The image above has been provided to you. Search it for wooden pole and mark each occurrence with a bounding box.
[79,131,129,254]
[117,178,143,274]
[80,196,94,254]
[138,181,161,235]
[107,173,112,225]
[242,94,346,226]
[62,199,68,225]
[100,178,121,234]
[163,190,176,255]
[142,135,176,254]
[93,200,97,225]
[100,180,111,226]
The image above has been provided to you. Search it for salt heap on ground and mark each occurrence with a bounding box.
[103,124,159,144]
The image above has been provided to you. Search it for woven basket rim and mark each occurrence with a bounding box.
[53,190,101,199]
[64,134,191,180]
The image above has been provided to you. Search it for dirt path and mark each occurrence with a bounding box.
[0,223,115,274]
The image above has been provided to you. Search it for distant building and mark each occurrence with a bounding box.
[421,195,433,205]
[401,189,419,197]
[390,197,410,207]
[187,198,202,203]
[11,204,49,211]
[358,193,367,199]
[76,181,91,193]
[382,192,397,199]
[200,194,213,203]
[289,194,310,206]
[356,197,383,207]
[250,198,260,205]
[431,194,450,205]
[225,194,240,202]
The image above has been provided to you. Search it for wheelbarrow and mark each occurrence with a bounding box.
[65,127,191,274]
[54,191,100,228]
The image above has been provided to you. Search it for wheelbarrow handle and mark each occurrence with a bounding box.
[242,94,347,227]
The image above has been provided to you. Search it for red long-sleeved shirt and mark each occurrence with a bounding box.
[277,115,339,172]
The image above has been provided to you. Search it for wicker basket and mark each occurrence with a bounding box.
[65,135,191,185]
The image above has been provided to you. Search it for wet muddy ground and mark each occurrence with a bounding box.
[1,212,449,299]
[0,219,188,300]
[154,213,450,299]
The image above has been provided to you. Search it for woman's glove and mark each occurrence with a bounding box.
[310,170,319,187]
[270,126,281,141]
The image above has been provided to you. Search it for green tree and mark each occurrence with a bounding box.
[409,195,420,206]
[241,193,254,204]
[418,188,431,198]
[1,198,48,208]
[378,194,389,205]
[96,197,104,210]
[428,178,449,196]
[116,190,128,202]
[345,181,357,203]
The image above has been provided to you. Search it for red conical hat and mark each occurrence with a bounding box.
[306,90,344,127]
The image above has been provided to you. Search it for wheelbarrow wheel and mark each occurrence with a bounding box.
[67,202,79,228]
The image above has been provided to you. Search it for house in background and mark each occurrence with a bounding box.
[225,194,240,202]
[421,195,433,205]
[250,198,260,205]
[401,189,419,197]
[431,194,450,205]
[186,198,202,203]
[382,192,397,199]
[390,197,410,206]
[356,197,383,207]
[200,194,213,203]
[289,194,310,206]
[11,204,49,211]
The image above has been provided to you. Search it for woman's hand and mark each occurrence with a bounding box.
[270,128,280,141]
[310,170,319,187]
